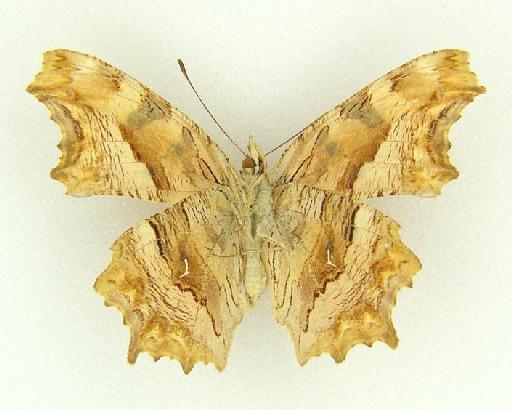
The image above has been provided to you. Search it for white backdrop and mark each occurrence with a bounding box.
[1,1,511,409]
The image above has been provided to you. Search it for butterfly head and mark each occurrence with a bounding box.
[241,136,267,174]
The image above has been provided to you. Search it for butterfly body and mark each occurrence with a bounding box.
[238,139,274,305]
[27,49,484,373]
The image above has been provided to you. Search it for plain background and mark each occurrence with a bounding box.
[1,1,511,409]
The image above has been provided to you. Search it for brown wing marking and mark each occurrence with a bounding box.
[27,49,240,204]
[94,190,245,373]
[267,184,420,364]
[270,49,485,199]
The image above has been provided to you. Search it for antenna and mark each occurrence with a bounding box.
[264,126,306,156]
[177,59,246,156]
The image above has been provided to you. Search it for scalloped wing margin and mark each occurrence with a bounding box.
[94,191,246,373]
[27,49,240,204]
[269,185,421,365]
[270,49,485,200]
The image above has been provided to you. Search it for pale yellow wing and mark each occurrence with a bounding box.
[27,49,240,204]
[270,49,485,199]
[94,189,245,373]
[267,184,420,364]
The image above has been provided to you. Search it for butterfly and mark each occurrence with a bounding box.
[27,49,484,373]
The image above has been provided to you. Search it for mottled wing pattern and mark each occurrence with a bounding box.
[267,184,420,364]
[27,49,240,204]
[270,50,485,199]
[28,50,246,372]
[268,50,484,364]
[28,48,485,371]
[95,190,245,373]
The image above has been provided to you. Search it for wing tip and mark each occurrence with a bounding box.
[26,49,65,95]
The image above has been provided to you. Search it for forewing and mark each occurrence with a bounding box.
[270,50,485,199]
[94,190,245,373]
[27,49,240,203]
[267,184,420,364]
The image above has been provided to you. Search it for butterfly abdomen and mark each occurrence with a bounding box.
[243,251,267,306]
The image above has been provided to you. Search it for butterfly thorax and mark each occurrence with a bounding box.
[239,138,273,305]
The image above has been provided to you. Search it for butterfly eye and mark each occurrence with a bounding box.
[242,156,256,169]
